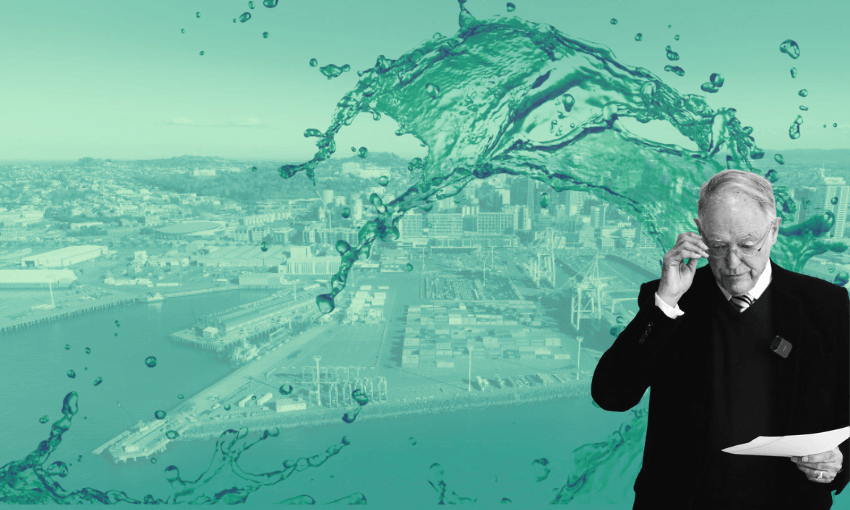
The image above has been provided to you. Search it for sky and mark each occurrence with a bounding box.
[1,0,848,162]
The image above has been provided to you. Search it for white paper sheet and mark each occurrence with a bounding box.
[721,426,850,457]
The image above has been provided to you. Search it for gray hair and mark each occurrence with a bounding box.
[697,169,776,222]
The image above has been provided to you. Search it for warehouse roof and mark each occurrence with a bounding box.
[23,245,106,260]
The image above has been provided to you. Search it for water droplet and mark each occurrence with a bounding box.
[616,316,624,324]
[790,67,798,78]
[342,409,358,423]
[561,94,575,112]
[709,73,724,87]
[251,395,257,400]
[177,394,184,399]
[155,410,167,420]
[181,29,185,34]
[798,89,808,97]
[789,121,802,140]
[773,154,785,165]
[799,105,808,111]
[93,377,103,386]
[834,271,849,287]
[199,51,204,56]
[610,18,618,25]
[145,356,157,368]
[433,32,442,40]
[506,2,516,12]
[224,404,231,411]
[261,242,269,252]
[780,39,801,59]
[352,389,369,405]
[834,123,838,128]
[279,384,293,395]
[65,344,71,350]
[700,82,720,93]
[151,458,157,464]
[425,83,441,99]
[251,166,257,172]
[357,147,368,158]
[668,24,672,28]
[340,207,351,219]
[539,192,550,208]
[239,12,251,23]
[263,0,279,6]
[233,18,237,23]
[249,1,255,8]
[532,458,551,482]
[165,430,179,439]
[350,146,356,152]
[378,175,389,186]
[317,294,335,314]
[570,123,575,128]
[664,65,685,76]
[67,370,76,379]
[405,263,414,272]
[409,437,417,445]
[795,115,804,124]
[310,58,318,66]
[84,347,91,354]
[196,12,201,18]
[831,197,839,205]
[610,325,626,336]
[262,32,269,39]
[39,415,49,424]
[635,33,643,42]
[674,34,680,41]
[666,48,679,61]
[828,267,835,273]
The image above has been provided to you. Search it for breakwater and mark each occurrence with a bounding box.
[0,297,143,336]
[177,380,592,442]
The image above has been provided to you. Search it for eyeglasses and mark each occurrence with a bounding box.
[703,222,774,259]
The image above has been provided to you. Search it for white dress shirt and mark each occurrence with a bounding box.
[654,262,773,318]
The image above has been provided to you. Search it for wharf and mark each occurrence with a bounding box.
[0,297,142,336]
[176,379,592,443]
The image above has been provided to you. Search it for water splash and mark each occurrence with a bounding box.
[428,463,477,504]
[0,392,352,504]
[270,3,840,308]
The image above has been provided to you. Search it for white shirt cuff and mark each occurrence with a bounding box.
[655,292,685,318]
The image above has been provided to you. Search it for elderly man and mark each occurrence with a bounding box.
[591,169,849,509]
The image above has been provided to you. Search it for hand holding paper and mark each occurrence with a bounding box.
[721,426,849,458]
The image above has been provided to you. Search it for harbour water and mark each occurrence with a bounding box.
[1,289,639,506]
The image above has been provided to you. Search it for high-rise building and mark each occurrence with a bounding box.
[796,181,850,238]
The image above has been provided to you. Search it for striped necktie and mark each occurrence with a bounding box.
[729,293,754,312]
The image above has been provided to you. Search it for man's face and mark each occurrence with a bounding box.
[693,190,782,296]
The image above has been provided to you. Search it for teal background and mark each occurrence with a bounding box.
[1,0,848,161]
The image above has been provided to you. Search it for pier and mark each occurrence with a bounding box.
[0,297,143,336]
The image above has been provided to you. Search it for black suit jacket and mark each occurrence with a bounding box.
[591,258,850,500]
